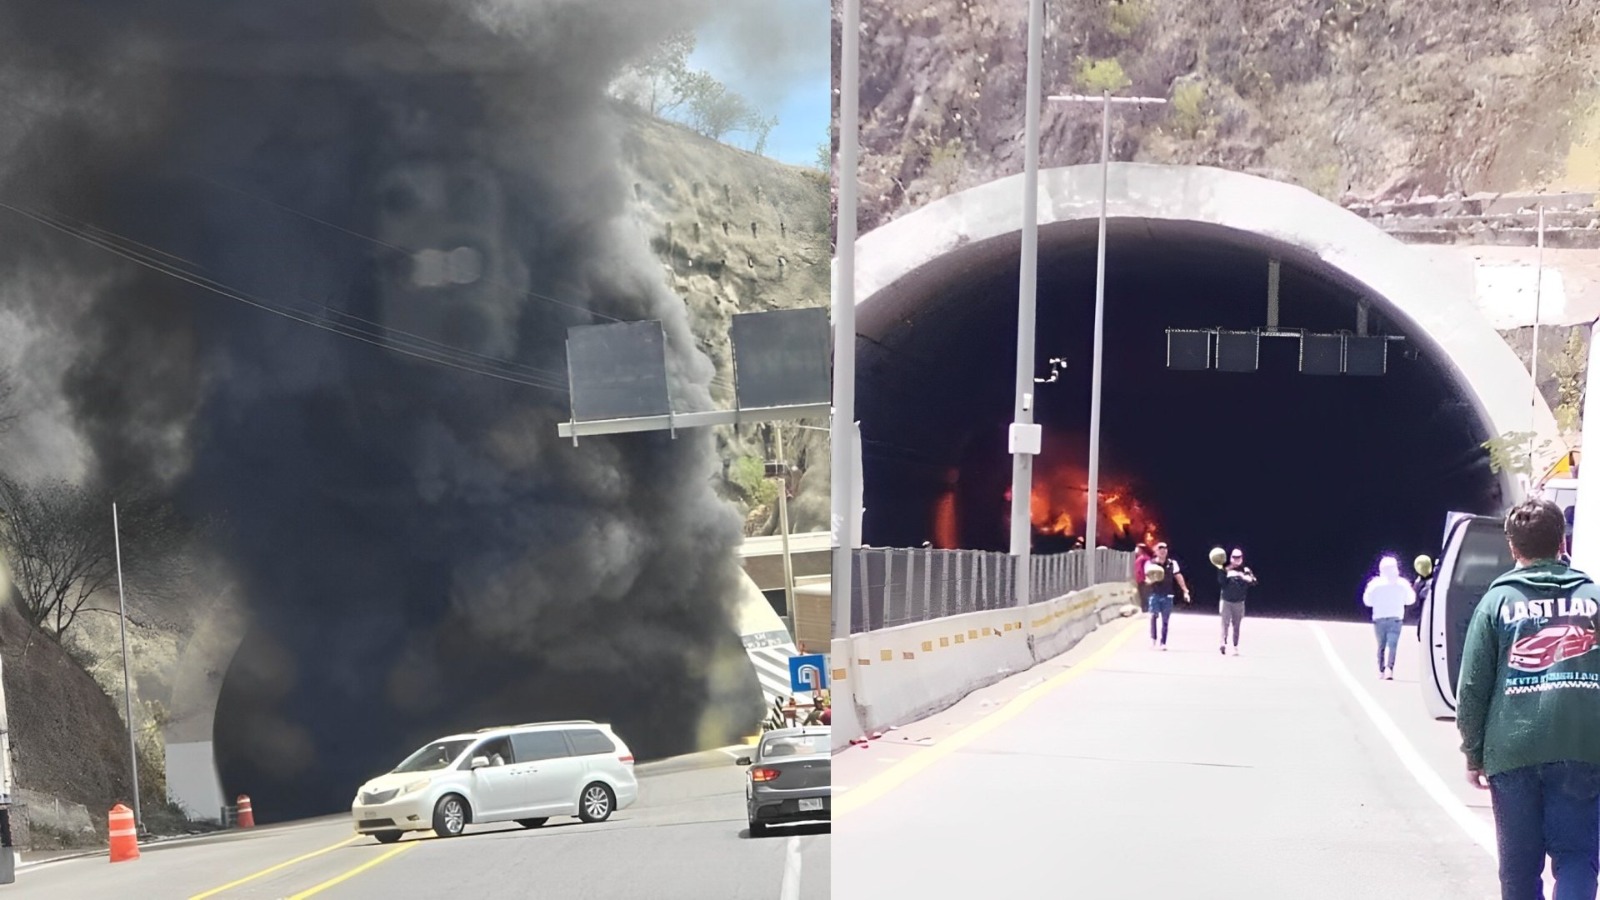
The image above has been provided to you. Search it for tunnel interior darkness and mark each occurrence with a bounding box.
[857,219,1504,620]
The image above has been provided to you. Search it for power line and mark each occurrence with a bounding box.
[193,175,625,326]
[190,174,738,393]
[0,201,571,393]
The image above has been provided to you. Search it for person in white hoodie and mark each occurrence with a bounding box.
[1363,555,1418,680]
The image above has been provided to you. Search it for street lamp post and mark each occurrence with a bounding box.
[111,503,142,834]
[832,0,860,643]
[1047,91,1167,582]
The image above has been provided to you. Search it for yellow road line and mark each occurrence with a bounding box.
[287,841,419,899]
[835,621,1138,815]
[187,836,359,900]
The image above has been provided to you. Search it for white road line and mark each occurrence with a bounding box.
[778,836,802,900]
[1309,623,1497,857]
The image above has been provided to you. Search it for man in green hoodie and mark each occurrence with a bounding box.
[1457,498,1600,900]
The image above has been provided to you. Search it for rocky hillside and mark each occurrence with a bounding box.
[0,600,177,849]
[835,0,1600,234]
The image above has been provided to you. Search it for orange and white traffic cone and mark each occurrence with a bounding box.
[235,795,255,829]
[107,804,139,863]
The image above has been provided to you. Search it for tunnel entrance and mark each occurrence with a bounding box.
[858,218,1506,620]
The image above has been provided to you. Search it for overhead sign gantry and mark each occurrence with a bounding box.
[558,307,831,441]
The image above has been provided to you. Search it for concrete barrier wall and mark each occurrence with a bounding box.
[831,581,1136,750]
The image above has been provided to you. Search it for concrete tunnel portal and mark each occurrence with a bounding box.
[855,164,1566,619]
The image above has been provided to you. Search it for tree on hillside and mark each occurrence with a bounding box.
[1481,430,1552,479]
[614,32,781,156]
[614,30,698,117]
[0,476,183,640]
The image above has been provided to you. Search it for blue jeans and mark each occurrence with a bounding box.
[1148,595,1174,644]
[1373,617,1402,671]
[1488,761,1600,900]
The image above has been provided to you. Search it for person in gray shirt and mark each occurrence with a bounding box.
[1218,548,1256,656]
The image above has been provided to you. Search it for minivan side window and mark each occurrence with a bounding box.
[461,736,512,769]
[564,729,616,756]
[511,731,570,762]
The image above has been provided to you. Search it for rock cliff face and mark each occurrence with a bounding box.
[835,0,1600,234]
[620,110,832,535]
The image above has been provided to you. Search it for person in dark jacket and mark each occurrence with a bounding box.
[1144,542,1190,650]
[1217,548,1256,656]
[1457,498,1600,900]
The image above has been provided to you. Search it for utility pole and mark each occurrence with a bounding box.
[1008,0,1045,616]
[1048,91,1167,581]
[770,427,797,641]
[112,503,142,834]
[832,0,860,643]
[1530,204,1546,475]
[0,637,13,883]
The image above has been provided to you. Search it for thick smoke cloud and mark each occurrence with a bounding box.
[0,0,764,819]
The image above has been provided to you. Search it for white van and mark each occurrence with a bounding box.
[351,720,639,843]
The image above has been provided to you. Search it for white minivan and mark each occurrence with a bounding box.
[351,720,639,843]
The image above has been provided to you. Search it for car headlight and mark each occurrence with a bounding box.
[400,778,431,796]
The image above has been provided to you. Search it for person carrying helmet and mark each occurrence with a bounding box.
[1145,542,1190,650]
[1217,548,1256,656]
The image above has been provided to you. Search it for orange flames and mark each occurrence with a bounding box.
[933,490,958,549]
[1006,462,1159,548]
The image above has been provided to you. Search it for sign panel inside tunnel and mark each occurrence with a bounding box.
[566,320,673,421]
[731,308,831,409]
[1300,334,1344,375]
[1165,330,1211,370]
[1216,331,1260,373]
[1346,336,1389,376]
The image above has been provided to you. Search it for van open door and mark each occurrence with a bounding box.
[1421,512,1514,720]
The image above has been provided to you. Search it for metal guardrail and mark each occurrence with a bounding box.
[850,547,1134,632]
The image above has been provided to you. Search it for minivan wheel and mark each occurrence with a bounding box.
[516,818,549,829]
[433,795,469,838]
[578,783,615,823]
[373,830,403,845]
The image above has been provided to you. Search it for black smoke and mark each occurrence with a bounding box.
[0,0,765,820]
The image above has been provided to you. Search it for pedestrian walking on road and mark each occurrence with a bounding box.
[1362,555,1416,680]
[1217,548,1256,656]
[1132,542,1153,605]
[1145,542,1190,650]
[1457,498,1600,900]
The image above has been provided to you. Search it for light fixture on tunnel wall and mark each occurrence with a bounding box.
[1215,331,1260,373]
[1165,330,1211,370]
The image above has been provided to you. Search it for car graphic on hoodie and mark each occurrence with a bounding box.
[1507,622,1599,672]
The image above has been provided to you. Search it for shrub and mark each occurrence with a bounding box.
[1076,58,1131,94]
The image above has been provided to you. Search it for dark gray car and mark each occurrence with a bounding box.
[739,726,830,837]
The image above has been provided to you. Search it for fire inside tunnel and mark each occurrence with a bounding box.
[858,219,1506,620]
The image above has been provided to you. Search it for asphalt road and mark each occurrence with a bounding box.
[10,749,828,900]
[833,612,1512,900]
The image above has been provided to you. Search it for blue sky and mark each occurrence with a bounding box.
[688,1,829,169]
